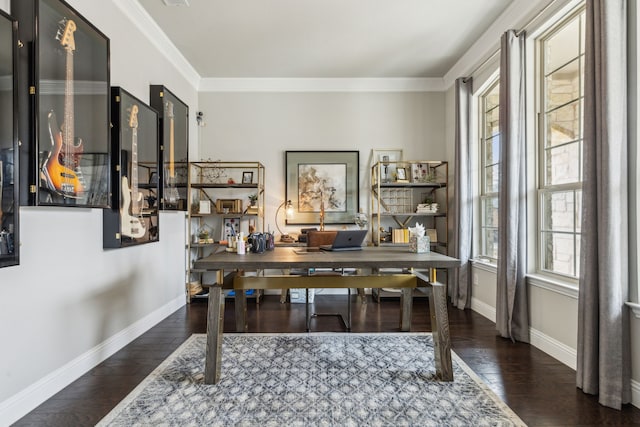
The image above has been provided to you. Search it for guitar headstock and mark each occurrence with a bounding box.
[129,105,139,129]
[165,101,174,119]
[56,18,77,51]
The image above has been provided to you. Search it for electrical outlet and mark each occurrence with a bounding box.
[473,273,479,285]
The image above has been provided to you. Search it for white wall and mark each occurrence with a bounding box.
[197,91,446,238]
[0,1,196,423]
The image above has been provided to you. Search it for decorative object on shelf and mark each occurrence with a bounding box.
[222,217,240,241]
[0,10,19,267]
[371,149,402,185]
[197,224,214,243]
[416,203,438,214]
[245,193,259,215]
[199,200,211,214]
[197,159,226,183]
[13,0,111,207]
[411,163,428,183]
[275,199,295,242]
[354,209,368,229]
[396,167,409,183]
[409,223,430,253]
[286,151,359,225]
[242,171,253,184]
[216,199,242,214]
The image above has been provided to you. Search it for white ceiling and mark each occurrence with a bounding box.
[136,0,513,79]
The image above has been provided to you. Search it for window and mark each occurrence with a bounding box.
[479,79,500,262]
[537,9,585,279]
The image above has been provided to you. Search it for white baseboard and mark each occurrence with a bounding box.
[0,295,185,427]
[529,327,577,370]
[470,297,496,322]
[471,298,577,370]
[632,379,640,409]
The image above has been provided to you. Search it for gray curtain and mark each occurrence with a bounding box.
[496,29,529,343]
[450,77,473,309]
[577,0,631,409]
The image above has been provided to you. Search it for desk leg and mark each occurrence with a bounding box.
[428,273,453,381]
[400,287,412,331]
[235,289,248,332]
[205,281,225,384]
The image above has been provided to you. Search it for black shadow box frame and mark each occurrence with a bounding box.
[12,0,111,207]
[149,85,188,211]
[103,87,159,248]
[0,10,20,268]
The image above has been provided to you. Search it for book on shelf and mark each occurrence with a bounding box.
[392,228,410,243]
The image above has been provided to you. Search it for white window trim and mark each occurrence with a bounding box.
[477,78,500,263]
[627,302,640,319]
[534,6,585,280]
[527,273,578,299]
[471,258,497,272]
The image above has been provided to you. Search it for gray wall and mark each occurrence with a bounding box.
[196,91,446,237]
[0,0,193,423]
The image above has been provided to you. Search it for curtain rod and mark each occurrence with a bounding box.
[465,0,561,78]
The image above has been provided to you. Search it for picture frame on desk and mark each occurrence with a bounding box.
[242,171,253,184]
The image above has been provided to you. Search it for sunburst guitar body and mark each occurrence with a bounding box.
[42,18,84,197]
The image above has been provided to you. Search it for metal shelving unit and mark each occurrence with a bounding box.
[186,161,265,302]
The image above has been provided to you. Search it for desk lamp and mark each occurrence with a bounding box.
[275,200,295,242]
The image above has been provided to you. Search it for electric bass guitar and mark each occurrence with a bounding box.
[164,100,179,205]
[120,105,145,239]
[43,18,84,198]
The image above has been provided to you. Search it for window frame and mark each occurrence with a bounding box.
[478,78,501,264]
[535,6,586,283]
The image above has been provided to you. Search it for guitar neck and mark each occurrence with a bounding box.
[63,49,74,154]
[131,128,140,215]
[168,117,175,178]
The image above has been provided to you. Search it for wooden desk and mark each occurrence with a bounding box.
[194,246,460,384]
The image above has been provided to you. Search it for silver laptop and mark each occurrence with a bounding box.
[319,230,367,251]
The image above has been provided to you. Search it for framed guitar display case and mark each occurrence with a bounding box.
[12,0,111,207]
[149,85,188,211]
[103,87,159,248]
[0,10,19,268]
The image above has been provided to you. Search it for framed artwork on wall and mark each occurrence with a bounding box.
[149,85,189,211]
[285,151,359,225]
[0,10,19,267]
[12,0,111,207]
[103,87,160,249]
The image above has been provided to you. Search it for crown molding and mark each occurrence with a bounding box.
[198,77,444,93]
[443,0,579,89]
[115,0,201,89]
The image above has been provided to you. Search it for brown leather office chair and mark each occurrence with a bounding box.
[306,230,337,248]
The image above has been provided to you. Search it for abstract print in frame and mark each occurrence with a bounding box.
[285,151,359,225]
[12,0,111,207]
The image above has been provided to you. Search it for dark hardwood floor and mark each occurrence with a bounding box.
[13,294,640,426]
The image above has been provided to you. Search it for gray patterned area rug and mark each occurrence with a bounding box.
[97,333,526,426]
